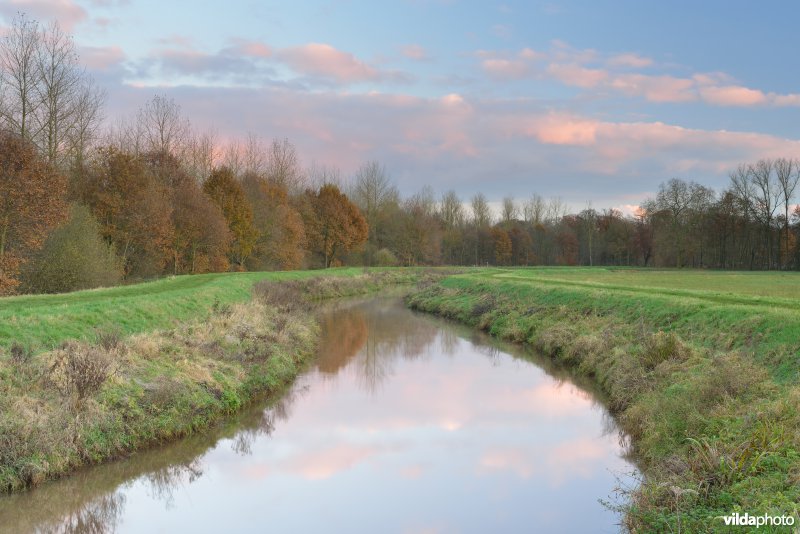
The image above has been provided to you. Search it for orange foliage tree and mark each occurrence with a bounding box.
[303,184,368,268]
[203,167,258,269]
[0,132,67,294]
[242,173,307,270]
[145,152,231,274]
[78,147,173,277]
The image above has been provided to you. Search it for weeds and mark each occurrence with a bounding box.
[47,341,115,410]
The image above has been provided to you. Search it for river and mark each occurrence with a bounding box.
[0,296,635,533]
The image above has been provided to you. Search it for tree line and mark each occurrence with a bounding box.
[2,14,800,296]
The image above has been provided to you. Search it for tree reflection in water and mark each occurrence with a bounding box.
[317,298,440,394]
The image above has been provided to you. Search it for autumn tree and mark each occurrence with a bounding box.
[172,180,231,273]
[0,131,67,293]
[78,147,173,277]
[242,172,307,270]
[203,166,258,269]
[491,227,512,265]
[144,151,230,273]
[304,184,368,268]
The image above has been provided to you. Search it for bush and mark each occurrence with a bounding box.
[374,248,398,266]
[48,341,114,409]
[21,204,123,294]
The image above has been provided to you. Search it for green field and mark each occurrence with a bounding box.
[0,268,369,350]
[453,267,800,382]
[493,266,800,300]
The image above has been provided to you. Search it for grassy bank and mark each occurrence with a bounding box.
[0,267,382,351]
[406,268,800,533]
[0,270,417,493]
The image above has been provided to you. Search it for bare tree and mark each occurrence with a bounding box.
[439,190,464,229]
[351,160,398,264]
[34,21,82,166]
[774,157,799,268]
[470,193,492,265]
[523,193,546,225]
[267,137,303,191]
[545,196,567,224]
[501,196,518,224]
[0,16,103,169]
[749,159,781,268]
[0,13,43,141]
[221,138,243,176]
[66,76,105,171]
[470,193,492,228]
[242,132,267,177]
[184,128,218,183]
[137,94,189,155]
[307,162,342,188]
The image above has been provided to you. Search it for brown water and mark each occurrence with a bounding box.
[0,297,635,533]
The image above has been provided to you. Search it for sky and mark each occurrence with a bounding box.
[2,0,800,212]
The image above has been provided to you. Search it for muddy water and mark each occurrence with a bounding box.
[0,297,635,533]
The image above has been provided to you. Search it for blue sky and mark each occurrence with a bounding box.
[2,0,799,211]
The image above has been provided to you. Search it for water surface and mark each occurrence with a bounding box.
[0,297,634,533]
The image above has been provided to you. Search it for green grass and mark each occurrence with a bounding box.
[455,267,800,383]
[407,267,800,533]
[0,268,370,350]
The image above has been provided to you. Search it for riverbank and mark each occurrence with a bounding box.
[0,268,396,352]
[0,270,418,493]
[405,268,800,532]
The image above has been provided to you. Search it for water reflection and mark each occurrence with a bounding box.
[0,297,634,534]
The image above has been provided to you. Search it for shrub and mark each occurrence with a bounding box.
[21,204,123,294]
[48,341,114,409]
[374,248,399,266]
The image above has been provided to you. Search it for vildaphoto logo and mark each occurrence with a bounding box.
[720,512,796,529]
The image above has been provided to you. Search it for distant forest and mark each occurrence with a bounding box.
[2,15,800,295]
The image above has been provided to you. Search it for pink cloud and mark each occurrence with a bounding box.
[0,0,87,31]
[227,39,272,58]
[699,85,768,106]
[532,113,599,146]
[607,53,653,68]
[546,63,608,88]
[519,47,542,60]
[772,94,800,107]
[279,43,381,83]
[476,42,799,109]
[79,45,125,70]
[401,44,429,61]
[481,58,529,80]
[610,74,696,103]
[286,444,382,480]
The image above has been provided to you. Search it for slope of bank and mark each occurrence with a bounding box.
[0,270,418,493]
[0,268,382,351]
[406,269,800,533]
